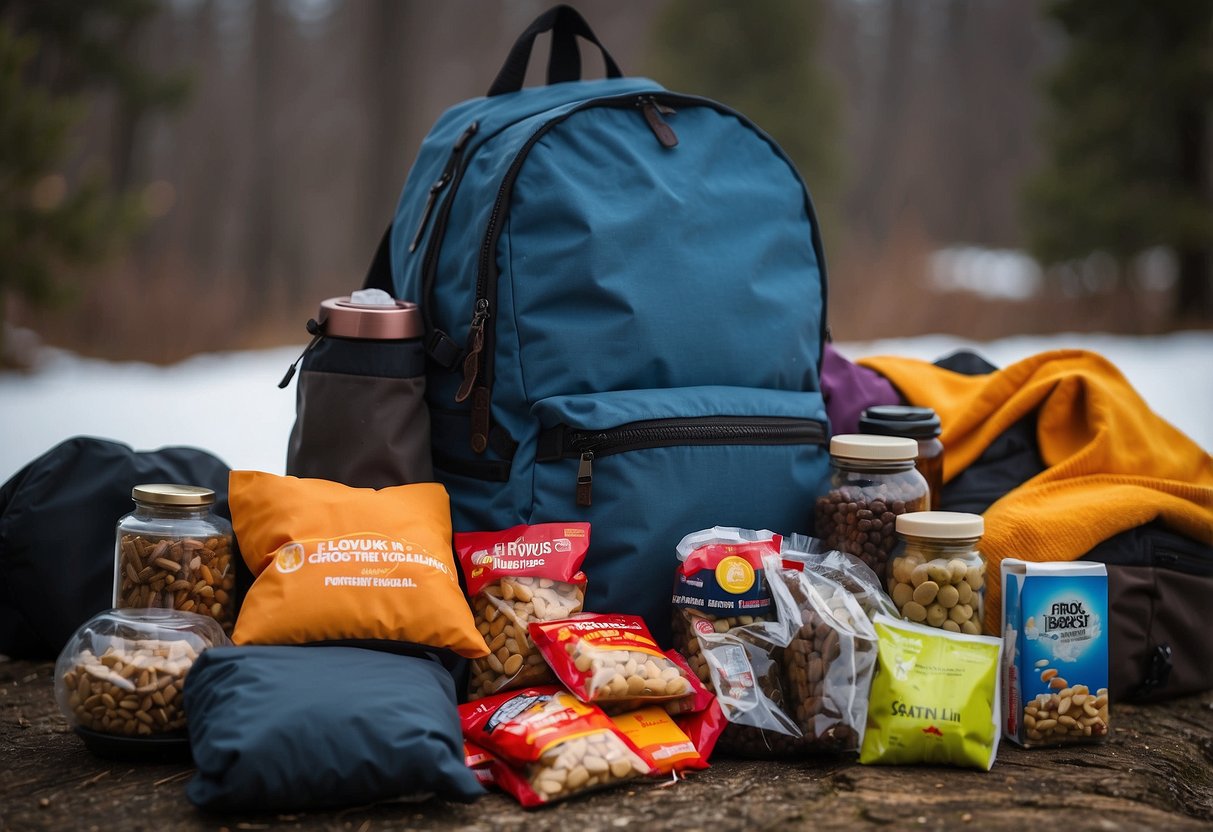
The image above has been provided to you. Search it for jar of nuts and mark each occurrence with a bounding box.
[54,608,229,756]
[813,435,929,578]
[888,511,986,634]
[114,484,235,634]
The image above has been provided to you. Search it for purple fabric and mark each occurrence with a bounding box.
[820,342,903,435]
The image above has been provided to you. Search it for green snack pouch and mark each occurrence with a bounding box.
[860,614,1002,771]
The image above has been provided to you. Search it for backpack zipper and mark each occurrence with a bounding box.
[461,92,686,452]
[425,91,828,455]
[1151,546,1213,577]
[638,96,678,147]
[410,121,479,253]
[542,417,826,506]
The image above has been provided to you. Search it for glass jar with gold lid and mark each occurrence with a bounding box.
[113,484,235,635]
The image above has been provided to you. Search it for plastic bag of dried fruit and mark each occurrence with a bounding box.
[670,527,809,757]
[455,523,589,699]
[762,537,900,753]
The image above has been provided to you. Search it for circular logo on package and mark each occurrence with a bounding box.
[693,618,716,637]
[715,555,755,594]
[275,542,305,574]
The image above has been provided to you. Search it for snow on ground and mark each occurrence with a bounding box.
[1,331,1210,484]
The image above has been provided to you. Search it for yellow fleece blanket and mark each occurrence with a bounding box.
[860,349,1213,634]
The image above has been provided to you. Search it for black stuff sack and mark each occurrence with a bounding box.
[0,437,233,659]
[183,645,483,812]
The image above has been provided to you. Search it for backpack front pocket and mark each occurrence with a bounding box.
[530,386,829,644]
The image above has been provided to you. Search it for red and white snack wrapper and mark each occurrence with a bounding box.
[660,649,715,715]
[455,523,590,699]
[675,697,728,763]
[459,686,653,808]
[528,613,695,706]
[463,740,496,788]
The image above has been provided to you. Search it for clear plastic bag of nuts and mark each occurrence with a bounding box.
[54,608,230,754]
[670,527,784,684]
[670,528,811,756]
[455,523,589,699]
[765,539,899,753]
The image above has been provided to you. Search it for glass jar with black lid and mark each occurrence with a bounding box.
[859,405,944,510]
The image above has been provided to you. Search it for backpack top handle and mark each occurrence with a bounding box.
[487,4,623,97]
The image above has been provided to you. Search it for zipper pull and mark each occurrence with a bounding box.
[452,120,480,154]
[408,121,480,253]
[639,97,678,148]
[454,299,490,403]
[277,319,324,388]
[576,452,594,507]
[408,173,449,253]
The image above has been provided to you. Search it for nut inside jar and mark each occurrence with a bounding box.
[116,533,235,634]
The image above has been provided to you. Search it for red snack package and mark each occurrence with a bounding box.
[675,697,728,763]
[459,686,652,807]
[455,523,589,699]
[463,741,496,788]
[661,650,715,716]
[529,613,695,706]
[611,706,710,776]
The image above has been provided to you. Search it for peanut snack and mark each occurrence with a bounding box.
[459,686,651,807]
[116,533,235,634]
[529,613,694,706]
[455,524,590,699]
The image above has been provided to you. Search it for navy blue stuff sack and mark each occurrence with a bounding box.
[184,646,483,812]
[0,437,233,659]
[365,5,831,644]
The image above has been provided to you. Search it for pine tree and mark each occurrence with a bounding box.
[0,0,189,362]
[1025,0,1213,321]
[646,0,842,217]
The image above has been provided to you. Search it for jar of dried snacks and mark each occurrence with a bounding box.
[114,484,235,634]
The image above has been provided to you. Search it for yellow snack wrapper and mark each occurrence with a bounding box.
[860,614,1002,771]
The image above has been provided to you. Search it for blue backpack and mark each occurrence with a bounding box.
[365,5,830,643]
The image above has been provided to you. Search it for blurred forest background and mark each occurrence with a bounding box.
[1,0,1211,365]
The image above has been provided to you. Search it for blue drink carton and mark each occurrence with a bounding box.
[1001,559,1109,747]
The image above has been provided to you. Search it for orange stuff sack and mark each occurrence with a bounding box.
[228,472,488,658]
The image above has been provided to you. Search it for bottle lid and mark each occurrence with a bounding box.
[859,405,941,439]
[132,484,215,507]
[318,297,422,340]
[896,511,984,539]
[829,434,919,461]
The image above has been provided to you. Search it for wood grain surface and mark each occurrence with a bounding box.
[2,659,1211,832]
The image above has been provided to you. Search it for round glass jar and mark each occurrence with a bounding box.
[813,435,930,578]
[114,484,235,635]
[54,608,229,756]
[887,511,985,634]
[858,405,944,510]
